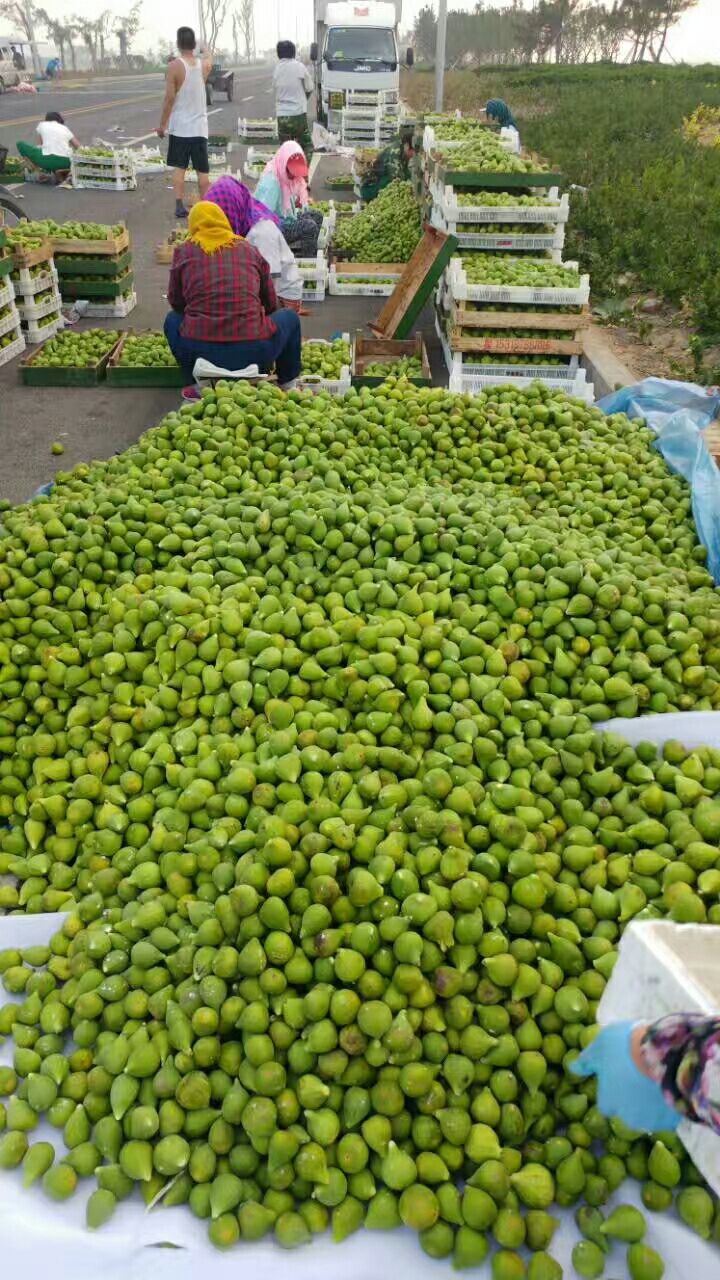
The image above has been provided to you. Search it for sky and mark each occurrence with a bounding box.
[10,0,720,64]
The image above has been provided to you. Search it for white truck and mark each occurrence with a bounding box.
[311,1,412,129]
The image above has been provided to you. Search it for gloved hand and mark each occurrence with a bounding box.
[571,1021,681,1133]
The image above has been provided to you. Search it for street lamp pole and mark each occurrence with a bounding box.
[434,0,447,113]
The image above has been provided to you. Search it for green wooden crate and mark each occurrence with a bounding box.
[55,249,132,277]
[0,255,13,281]
[106,331,184,387]
[59,272,134,298]
[21,336,120,386]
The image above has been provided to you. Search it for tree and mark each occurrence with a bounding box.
[95,10,112,65]
[73,12,98,70]
[115,1,142,67]
[235,0,255,61]
[0,0,42,73]
[413,5,437,62]
[199,0,229,50]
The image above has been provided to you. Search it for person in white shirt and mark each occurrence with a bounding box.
[16,111,79,181]
[157,26,213,219]
[274,40,314,158]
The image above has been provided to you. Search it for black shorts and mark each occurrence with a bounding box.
[167,135,209,174]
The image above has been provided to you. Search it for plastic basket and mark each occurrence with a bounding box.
[301,282,326,303]
[0,302,20,340]
[237,117,278,142]
[433,184,569,226]
[298,336,351,394]
[431,208,566,253]
[445,258,590,307]
[0,278,14,311]
[71,173,137,192]
[12,264,59,296]
[295,252,328,283]
[329,266,400,297]
[83,291,137,318]
[22,314,63,345]
[0,328,25,368]
[17,288,62,322]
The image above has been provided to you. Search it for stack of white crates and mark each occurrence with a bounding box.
[0,270,25,369]
[237,118,278,144]
[71,148,137,191]
[11,258,63,345]
[420,118,593,398]
[296,251,329,304]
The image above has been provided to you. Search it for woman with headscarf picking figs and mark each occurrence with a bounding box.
[205,175,304,313]
[253,140,322,256]
[164,201,301,395]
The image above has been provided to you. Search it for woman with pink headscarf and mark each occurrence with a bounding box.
[254,140,322,255]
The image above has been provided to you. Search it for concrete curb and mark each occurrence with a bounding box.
[583,324,638,399]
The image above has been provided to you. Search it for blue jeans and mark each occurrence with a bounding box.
[164,307,302,385]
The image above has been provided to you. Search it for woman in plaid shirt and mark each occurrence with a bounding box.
[164,202,301,393]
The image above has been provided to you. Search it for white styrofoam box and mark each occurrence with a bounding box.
[83,290,137,318]
[17,287,62,322]
[298,336,351,394]
[0,328,25,368]
[446,256,590,306]
[433,183,569,225]
[0,277,15,310]
[0,302,20,340]
[12,264,58,295]
[329,266,400,297]
[237,116,278,141]
[22,314,63,344]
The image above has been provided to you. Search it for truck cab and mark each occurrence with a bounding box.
[311,1,411,128]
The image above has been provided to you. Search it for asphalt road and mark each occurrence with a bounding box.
[0,69,439,505]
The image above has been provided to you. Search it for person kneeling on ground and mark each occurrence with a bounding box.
[16,110,79,182]
[164,202,301,396]
[205,175,305,314]
[254,141,322,256]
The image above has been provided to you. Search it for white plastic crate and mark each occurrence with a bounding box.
[432,209,566,253]
[244,146,274,179]
[22,313,63,345]
[238,117,278,142]
[295,252,328,283]
[301,281,326,303]
[17,287,62,322]
[83,290,137,318]
[132,146,170,175]
[0,278,15,311]
[346,88,399,107]
[71,171,137,192]
[0,302,20,340]
[329,266,400,297]
[11,264,58,296]
[423,122,515,154]
[432,183,569,226]
[298,336,351,394]
[74,147,135,168]
[316,214,333,251]
[0,328,25,368]
[435,311,592,400]
[446,257,590,307]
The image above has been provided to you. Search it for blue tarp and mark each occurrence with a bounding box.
[598,377,720,585]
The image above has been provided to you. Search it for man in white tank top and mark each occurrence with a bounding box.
[157,26,212,218]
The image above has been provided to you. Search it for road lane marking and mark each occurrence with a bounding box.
[0,92,158,132]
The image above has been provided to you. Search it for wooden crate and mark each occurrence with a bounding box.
[50,225,130,256]
[448,332,584,357]
[372,224,458,340]
[106,331,184,387]
[450,304,591,333]
[352,333,431,387]
[10,239,54,269]
[20,334,120,386]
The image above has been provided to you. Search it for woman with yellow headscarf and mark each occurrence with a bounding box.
[164,202,301,396]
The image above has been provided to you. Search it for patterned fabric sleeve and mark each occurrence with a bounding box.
[639,1014,720,1135]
